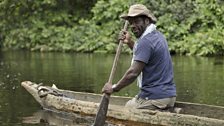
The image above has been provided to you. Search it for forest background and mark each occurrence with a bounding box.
[0,0,224,56]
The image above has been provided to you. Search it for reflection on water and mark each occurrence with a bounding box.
[0,50,224,125]
[172,56,224,105]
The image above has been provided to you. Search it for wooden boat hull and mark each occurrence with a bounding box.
[21,81,224,126]
[22,110,94,126]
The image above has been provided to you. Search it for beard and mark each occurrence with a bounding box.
[131,25,146,38]
[133,31,141,38]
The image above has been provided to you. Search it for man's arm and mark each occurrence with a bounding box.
[113,60,145,91]
[126,40,135,50]
[119,30,135,50]
[102,61,145,94]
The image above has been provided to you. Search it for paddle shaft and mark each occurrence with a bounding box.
[93,21,129,126]
[108,22,129,84]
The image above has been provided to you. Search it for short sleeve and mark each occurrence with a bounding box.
[134,38,153,64]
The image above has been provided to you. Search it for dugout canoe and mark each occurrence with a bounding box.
[21,81,224,126]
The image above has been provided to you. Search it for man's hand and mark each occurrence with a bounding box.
[118,30,132,44]
[118,30,134,49]
[102,82,113,94]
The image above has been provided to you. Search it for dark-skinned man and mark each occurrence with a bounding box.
[102,4,176,110]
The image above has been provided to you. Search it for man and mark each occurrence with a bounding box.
[102,4,176,110]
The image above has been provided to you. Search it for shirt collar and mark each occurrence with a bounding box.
[139,23,157,39]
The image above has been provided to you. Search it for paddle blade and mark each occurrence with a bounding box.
[93,94,110,126]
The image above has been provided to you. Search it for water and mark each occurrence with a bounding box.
[0,50,224,125]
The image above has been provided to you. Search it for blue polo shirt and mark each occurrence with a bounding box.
[134,30,176,99]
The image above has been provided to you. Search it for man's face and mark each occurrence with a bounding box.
[128,16,148,38]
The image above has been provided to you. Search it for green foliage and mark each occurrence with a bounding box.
[4,26,83,52]
[1,0,224,56]
[169,0,224,56]
[0,0,96,52]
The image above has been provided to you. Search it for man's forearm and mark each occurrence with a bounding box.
[127,40,134,50]
[113,68,138,92]
[113,61,145,92]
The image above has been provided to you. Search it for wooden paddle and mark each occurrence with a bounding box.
[93,21,129,126]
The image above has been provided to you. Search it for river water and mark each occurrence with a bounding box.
[0,50,224,125]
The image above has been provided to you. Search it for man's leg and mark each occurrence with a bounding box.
[125,95,157,110]
[125,96,176,110]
